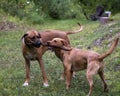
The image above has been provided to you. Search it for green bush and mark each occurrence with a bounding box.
[26,11,44,24]
[48,0,84,19]
[49,0,70,19]
[1,0,120,21]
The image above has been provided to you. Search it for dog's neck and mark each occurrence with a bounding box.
[53,47,72,61]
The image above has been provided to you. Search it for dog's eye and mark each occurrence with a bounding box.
[54,40,57,43]
[37,36,41,38]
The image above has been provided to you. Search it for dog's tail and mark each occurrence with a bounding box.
[66,23,83,35]
[98,38,119,60]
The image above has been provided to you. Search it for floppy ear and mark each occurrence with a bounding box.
[38,33,41,38]
[21,33,28,40]
[61,40,68,46]
[60,39,72,51]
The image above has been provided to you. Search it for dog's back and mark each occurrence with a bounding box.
[40,30,70,44]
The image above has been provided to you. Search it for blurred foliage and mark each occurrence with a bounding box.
[0,0,120,23]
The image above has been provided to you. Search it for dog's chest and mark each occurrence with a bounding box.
[25,52,37,60]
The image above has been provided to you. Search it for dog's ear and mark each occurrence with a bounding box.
[61,40,72,51]
[61,40,68,46]
[21,33,28,40]
[38,33,41,38]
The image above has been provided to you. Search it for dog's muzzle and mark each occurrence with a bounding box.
[33,41,42,48]
[45,42,54,51]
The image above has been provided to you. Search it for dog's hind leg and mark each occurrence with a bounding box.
[86,70,94,96]
[86,61,99,96]
[98,70,108,92]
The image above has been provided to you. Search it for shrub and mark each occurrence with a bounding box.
[26,11,44,24]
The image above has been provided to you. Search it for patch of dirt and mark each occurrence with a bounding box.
[0,21,17,31]
[93,38,104,46]
[93,34,113,47]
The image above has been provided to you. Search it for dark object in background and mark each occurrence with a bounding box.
[90,5,105,21]
[99,11,111,24]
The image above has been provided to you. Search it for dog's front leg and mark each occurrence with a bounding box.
[37,58,49,87]
[60,71,76,80]
[23,59,30,86]
[64,64,73,90]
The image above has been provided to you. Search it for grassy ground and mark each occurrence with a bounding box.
[0,13,120,96]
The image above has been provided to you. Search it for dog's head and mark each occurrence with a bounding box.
[46,38,72,51]
[22,30,42,48]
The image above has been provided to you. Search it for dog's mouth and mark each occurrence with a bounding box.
[43,43,55,51]
[45,43,72,51]
[47,46,55,52]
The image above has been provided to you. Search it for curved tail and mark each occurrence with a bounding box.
[98,38,119,60]
[66,23,83,35]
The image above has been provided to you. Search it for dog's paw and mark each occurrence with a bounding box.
[43,83,49,87]
[23,82,29,86]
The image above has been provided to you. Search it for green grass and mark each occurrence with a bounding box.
[0,14,120,96]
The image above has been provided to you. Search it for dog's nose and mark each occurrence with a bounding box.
[34,41,41,48]
[37,41,41,45]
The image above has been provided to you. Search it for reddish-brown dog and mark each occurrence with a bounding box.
[21,24,83,87]
[46,37,119,96]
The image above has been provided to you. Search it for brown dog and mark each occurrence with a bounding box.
[21,24,83,87]
[46,37,119,96]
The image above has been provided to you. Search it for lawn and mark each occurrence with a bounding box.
[0,14,120,96]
